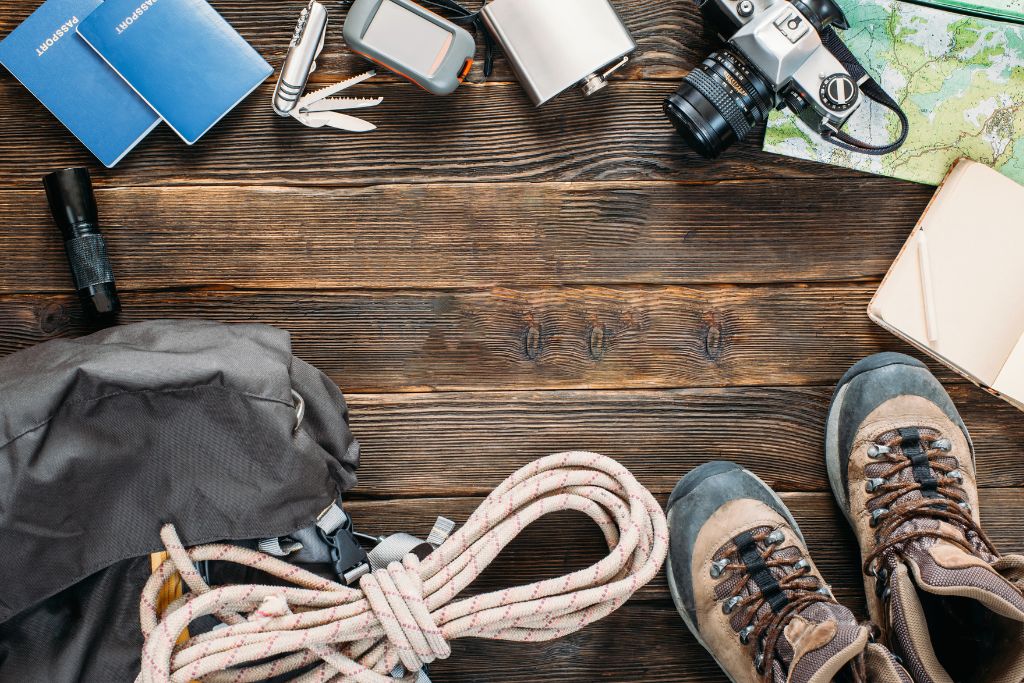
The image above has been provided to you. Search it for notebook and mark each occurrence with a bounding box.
[0,0,160,167]
[869,159,1024,410]
[918,0,1024,23]
[76,0,272,144]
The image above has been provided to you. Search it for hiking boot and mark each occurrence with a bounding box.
[667,461,912,683]
[827,352,1024,683]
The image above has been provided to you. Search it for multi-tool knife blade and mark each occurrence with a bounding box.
[295,70,378,111]
[291,69,381,132]
[293,111,378,132]
[301,96,384,113]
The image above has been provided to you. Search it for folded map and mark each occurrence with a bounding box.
[763,0,1024,185]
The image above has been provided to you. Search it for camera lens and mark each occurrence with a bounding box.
[664,49,775,159]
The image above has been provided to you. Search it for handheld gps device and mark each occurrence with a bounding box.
[343,0,475,95]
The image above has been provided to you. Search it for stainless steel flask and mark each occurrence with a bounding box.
[480,0,636,106]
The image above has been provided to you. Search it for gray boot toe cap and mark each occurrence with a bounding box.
[833,353,971,490]
[666,462,801,629]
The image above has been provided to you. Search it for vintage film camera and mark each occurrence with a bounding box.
[665,0,909,159]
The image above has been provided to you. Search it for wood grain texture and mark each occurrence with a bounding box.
[0,285,917,391]
[0,77,892,188]
[427,489,1024,681]
[344,490,1024,606]
[0,0,910,188]
[362,490,1024,682]
[436,602,730,683]
[2,1,1020,681]
[343,386,1024,495]
[0,180,927,292]
[0,0,707,84]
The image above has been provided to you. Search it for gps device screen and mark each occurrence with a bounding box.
[362,0,454,76]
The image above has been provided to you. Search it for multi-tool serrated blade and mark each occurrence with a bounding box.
[302,96,384,112]
[293,110,377,132]
[296,70,377,111]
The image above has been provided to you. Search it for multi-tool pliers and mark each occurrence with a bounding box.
[272,1,383,132]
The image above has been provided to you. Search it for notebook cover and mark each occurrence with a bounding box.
[911,0,1024,23]
[76,0,272,145]
[0,0,160,167]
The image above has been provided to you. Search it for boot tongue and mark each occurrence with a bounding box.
[901,537,1024,621]
[773,603,870,683]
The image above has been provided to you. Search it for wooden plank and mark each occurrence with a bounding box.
[0,284,913,391]
[344,386,1024,495]
[343,490,1024,607]
[0,0,712,85]
[0,180,926,292]
[0,77,894,188]
[0,285,980,393]
[437,601,728,682]
[425,488,1024,680]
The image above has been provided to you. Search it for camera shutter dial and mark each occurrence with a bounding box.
[820,73,857,111]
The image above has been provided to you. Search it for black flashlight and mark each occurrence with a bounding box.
[42,168,121,318]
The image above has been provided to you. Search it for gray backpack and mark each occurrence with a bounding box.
[0,320,359,681]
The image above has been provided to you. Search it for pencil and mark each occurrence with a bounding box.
[917,231,939,345]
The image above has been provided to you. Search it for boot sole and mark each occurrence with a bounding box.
[666,464,804,683]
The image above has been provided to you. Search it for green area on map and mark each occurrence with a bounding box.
[763,0,1024,185]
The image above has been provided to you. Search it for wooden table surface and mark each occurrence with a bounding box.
[2,0,1023,680]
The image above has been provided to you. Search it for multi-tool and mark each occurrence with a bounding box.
[273,1,383,132]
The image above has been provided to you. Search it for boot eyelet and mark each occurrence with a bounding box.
[754,652,765,674]
[765,530,785,545]
[867,444,890,458]
[792,559,810,572]
[881,586,891,602]
[710,558,729,579]
[958,501,972,513]
[932,438,952,451]
[817,585,832,597]
[870,508,889,527]
[948,469,964,483]
[739,625,754,645]
[865,477,885,493]
[723,596,742,614]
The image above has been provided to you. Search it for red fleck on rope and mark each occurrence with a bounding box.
[137,451,669,683]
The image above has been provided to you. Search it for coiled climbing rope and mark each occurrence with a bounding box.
[137,451,668,682]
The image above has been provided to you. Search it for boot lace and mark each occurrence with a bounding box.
[860,428,1003,637]
[862,428,998,572]
[712,527,868,683]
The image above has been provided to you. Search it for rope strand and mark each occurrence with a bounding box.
[137,451,668,683]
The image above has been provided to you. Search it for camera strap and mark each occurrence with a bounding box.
[415,0,496,76]
[819,27,909,155]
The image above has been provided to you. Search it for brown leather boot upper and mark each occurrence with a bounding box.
[827,354,1024,683]
[667,462,913,683]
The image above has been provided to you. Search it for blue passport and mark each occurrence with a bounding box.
[77,0,273,144]
[0,0,161,167]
